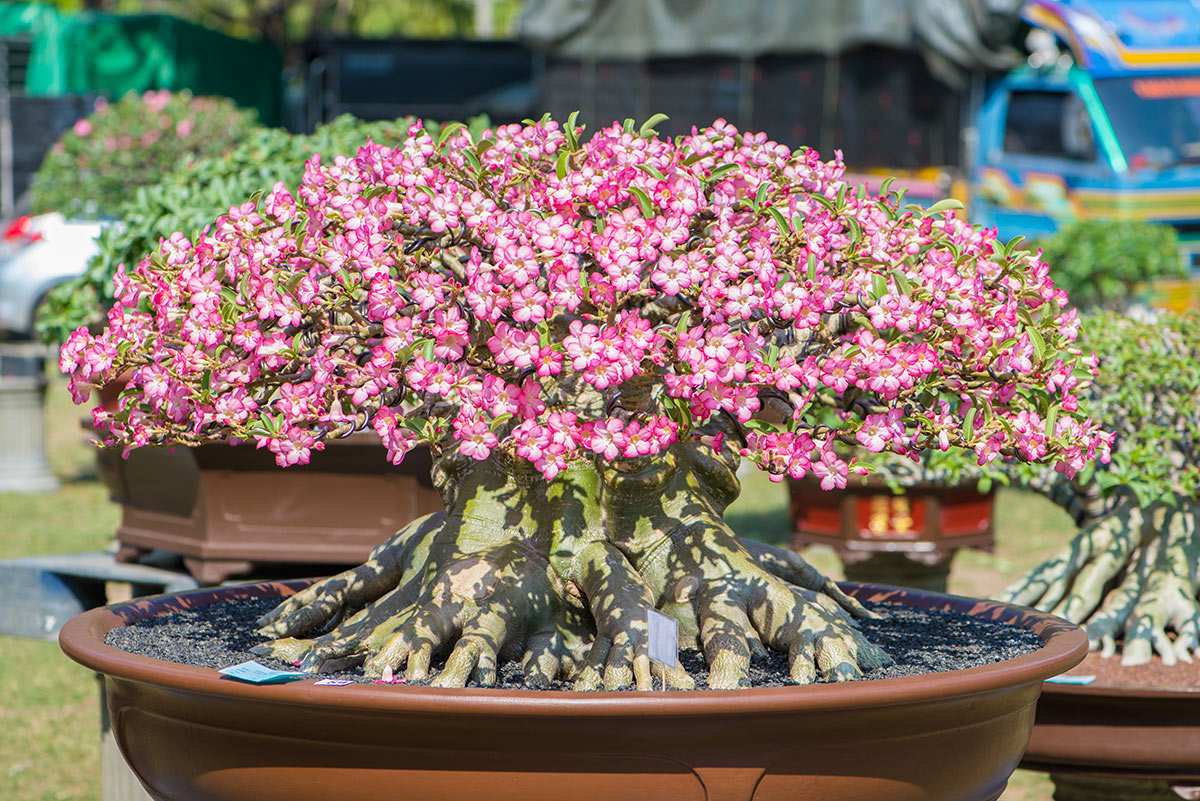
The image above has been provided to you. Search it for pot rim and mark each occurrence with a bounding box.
[60,578,1087,718]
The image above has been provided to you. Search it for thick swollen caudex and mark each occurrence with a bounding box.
[256,447,881,688]
[63,115,1112,687]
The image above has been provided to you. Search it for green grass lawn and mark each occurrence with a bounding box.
[1,373,1074,801]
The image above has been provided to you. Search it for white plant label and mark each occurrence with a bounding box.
[313,678,355,686]
[647,608,679,668]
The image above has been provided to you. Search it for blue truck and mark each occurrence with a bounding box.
[965,0,1200,310]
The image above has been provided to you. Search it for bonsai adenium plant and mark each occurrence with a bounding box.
[31,90,257,221]
[60,115,1111,690]
[1002,309,1200,667]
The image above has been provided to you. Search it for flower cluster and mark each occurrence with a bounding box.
[35,114,466,344]
[32,90,258,220]
[61,115,1112,485]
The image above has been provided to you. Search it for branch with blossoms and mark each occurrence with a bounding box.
[62,115,1110,486]
[59,115,1113,689]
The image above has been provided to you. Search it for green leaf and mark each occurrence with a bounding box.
[556,149,570,181]
[639,113,670,138]
[962,408,976,442]
[636,163,665,181]
[628,186,654,218]
[872,273,888,299]
[1044,405,1059,439]
[927,198,965,214]
[623,118,636,134]
[707,163,739,183]
[754,183,770,210]
[843,215,862,246]
[437,122,467,147]
[806,252,817,283]
[564,111,581,151]
[767,206,789,233]
[675,311,691,335]
[891,268,912,296]
[1027,326,1047,361]
[810,193,838,214]
[1003,235,1026,258]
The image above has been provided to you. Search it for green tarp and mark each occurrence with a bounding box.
[0,3,282,126]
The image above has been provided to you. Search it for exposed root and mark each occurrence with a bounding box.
[600,439,891,689]
[256,511,444,639]
[252,444,891,689]
[1002,497,1200,664]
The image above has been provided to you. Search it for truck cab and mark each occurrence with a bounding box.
[970,0,1200,310]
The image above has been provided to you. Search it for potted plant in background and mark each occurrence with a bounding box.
[36,115,490,583]
[58,115,1108,801]
[30,89,259,223]
[786,218,1189,594]
[786,444,999,592]
[0,90,256,494]
[1001,309,1200,801]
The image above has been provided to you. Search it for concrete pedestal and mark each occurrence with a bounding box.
[99,676,154,801]
[0,343,57,492]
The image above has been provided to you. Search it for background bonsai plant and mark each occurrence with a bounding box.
[30,89,258,221]
[1036,219,1184,311]
[36,114,491,344]
[1002,309,1200,667]
[60,114,1111,690]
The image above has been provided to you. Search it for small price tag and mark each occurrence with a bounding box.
[218,660,309,684]
[1045,674,1096,685]
[313,678,355,687]
[647,609,679,668]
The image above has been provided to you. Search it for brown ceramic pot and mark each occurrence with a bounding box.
[95,433,443,583]
[788,475,996,562]
[1022,651,1200,782]
[60,580,1085,801]
[93,374,444,584]
[788,475,996,592]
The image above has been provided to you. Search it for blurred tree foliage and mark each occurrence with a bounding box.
[43,0,523,50]
[1036,219,1185,311]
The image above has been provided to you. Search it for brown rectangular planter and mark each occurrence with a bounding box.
[788,475,996,561]
[94,431,443,584]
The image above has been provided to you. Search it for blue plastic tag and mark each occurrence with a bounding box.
[1045,674,1096,685]
[218,660,309,684]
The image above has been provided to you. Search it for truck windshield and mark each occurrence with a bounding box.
[1093,77,1200,170]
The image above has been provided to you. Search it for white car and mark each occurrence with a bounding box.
[0,213,106,340]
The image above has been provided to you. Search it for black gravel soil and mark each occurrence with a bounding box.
[105,597,1042,691]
